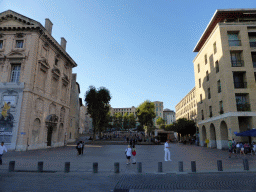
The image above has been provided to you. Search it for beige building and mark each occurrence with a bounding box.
[110,106,136,116]
[80,104,93,134]
[153,101,163,127]
[0,10,77,151]
[68,74,81,142]
[175,87,197,122]
[193,9,256,149]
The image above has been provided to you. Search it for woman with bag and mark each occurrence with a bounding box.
[125,145,132,165]
[131,145,136,164]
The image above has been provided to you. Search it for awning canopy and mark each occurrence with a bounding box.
[234,129,256,137]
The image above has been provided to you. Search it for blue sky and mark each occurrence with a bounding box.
[1,0,255,110]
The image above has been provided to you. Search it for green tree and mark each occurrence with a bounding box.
[123,112,129,130]
[136,100,156,134]
[168,118,196,138]
[85,86,111,139]
[156,117,165,126]
[113,112,122,129]
[128,113,136,129]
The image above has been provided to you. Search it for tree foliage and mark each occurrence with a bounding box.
[85,86,111,139]
[128,113,136,129]
[123,112,129,130]
[136,100,156,133]
[156,117,165,126]
[165,118,196,136]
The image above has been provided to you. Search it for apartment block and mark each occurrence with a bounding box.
[163,109,176,125]
[175,87,197,122]
[193,9,256,149]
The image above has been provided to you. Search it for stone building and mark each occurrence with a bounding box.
[193,9,256,149]
[163,109,176,125]
[68,74,81,142]
[79,103,86,134]
[0,10,77,151]
[175,87,197,122]
[153,101,163,127]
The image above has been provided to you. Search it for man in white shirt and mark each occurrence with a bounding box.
[0,142,8,165]
[164,140,171,161]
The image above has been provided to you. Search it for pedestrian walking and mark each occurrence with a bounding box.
[125,145,132,165]
[164,140,171,161]
[76,141,82,156]
[81,141,85,155]
[0,142,8,165]
[131,145,136,164]
[228,140,237,158]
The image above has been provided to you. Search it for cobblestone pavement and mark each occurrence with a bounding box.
[113,172,256,191]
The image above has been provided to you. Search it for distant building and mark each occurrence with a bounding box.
[110,106,136,116]
[175,87,197,122]
[153,101,164,127]
[163,109,176,125]
[68,74,81,142]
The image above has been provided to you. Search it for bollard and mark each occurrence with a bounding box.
[158,162,162,172]
[217,160,223,171]
[64,162,70,173]
[137,162,142,173]
[179,161,183,172]
[114,162,119,173]
[38,161,44,172]
[9,161,15,172]
[191,161,196,172]
[93,162,98,173]
[243,158,249,171]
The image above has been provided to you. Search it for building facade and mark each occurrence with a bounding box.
[68,74,81,142]
[79,104,93,134]
[110,106,136,116]
[193,9,256,149]
[175,87,197,122]
[0,10,77,151]
[153,101,163,127]
[163,109,176,125]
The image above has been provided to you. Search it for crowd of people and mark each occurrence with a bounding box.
[228,139,256,158]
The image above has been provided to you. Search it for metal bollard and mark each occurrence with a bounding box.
[38,161,44,172]
[114,162,119,173]
[137,162,142,173]
[191,161,196,172]
[179,161,183,172]
[158,162,162,172]
[9,161,15,172]
[217,160,223,171]
[64,162,70,173]
[243,158,249,171]
[93,162,98,173]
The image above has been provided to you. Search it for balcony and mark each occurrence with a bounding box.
[234,82,247,88]
[253,62,256,68]
[219,109,224,114]
[231,60,244,67]
[229,40,241,46]
[237,103,251,111]
[250,42,256,48]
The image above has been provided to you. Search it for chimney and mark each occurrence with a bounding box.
[45,18,53,35]
[61,37,67,50]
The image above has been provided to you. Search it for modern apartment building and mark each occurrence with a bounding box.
[110,106,136,116]
[175,87,197,122]
[0,10,77,151]
[193,9,256,149]
[163,109,176,125]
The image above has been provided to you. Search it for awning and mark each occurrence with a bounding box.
[234,129,256,137]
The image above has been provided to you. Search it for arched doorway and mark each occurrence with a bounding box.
[45,114,58,147]
[210,123,216,148]
[220,121,228,149]
[201,125,206,147]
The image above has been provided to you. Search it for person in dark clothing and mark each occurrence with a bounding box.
[81,141,85,155]
[130,139,133,146]
[127,137,129,143]
[76,141,82,155]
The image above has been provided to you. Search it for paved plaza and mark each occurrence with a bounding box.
[1,143,256,191]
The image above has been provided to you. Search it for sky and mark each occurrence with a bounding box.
[0,0,255,110]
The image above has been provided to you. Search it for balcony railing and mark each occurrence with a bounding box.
[237,103,251,111]
[234,82,247,88]
[250,42,256,47]
[231,60,244,67]
[229,40,241,46]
